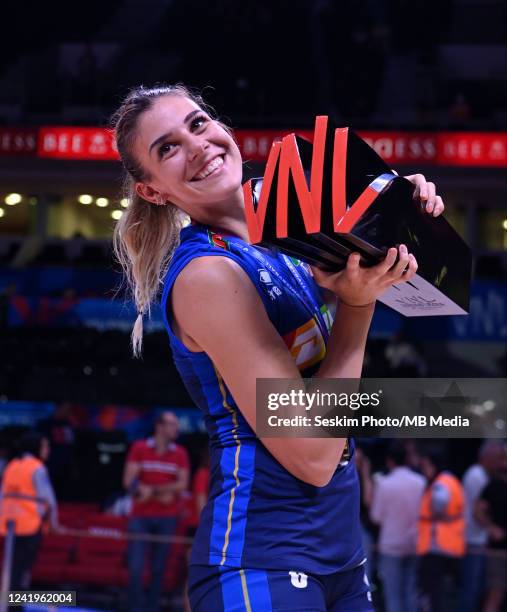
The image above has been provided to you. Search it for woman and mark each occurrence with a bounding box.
[112,84,444,611]
[0,432,58,591]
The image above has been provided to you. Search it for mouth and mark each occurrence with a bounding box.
[190,154,225,181]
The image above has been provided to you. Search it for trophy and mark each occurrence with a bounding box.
[243,116,472,316]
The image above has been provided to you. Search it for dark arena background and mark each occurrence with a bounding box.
[0,1,506,611]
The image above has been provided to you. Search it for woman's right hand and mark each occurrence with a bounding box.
[310,244,418,307]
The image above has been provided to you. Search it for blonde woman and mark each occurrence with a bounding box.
[112,84,444,612]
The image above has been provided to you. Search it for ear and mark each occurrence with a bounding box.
[135,182,170,205]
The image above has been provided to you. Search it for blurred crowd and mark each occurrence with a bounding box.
[0,411,208,612]
[357,439,507,612]
[1,412,506,612]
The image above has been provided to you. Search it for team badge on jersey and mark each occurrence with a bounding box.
[207,231,230,251]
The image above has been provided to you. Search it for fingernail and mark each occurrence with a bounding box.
[400,244,407,252]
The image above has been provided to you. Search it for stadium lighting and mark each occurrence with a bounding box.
[0,208,5,218]
[78,194,93,205]
[503,219,507,230]
[96,197,109,207]
[4,193,22,205]
[111,210,123,220]
[120,198,129,208]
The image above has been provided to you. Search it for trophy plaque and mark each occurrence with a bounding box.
[243,116,472,316]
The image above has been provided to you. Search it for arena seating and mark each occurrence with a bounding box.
[0,502,192,592]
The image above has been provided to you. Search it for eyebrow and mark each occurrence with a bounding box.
[149,109,203,155]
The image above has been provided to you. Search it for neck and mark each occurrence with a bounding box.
[192,187,250,242]
[154,435,169,450]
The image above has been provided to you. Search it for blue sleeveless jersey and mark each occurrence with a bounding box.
[160,223,364,574]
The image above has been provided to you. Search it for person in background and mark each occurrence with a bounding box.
[417,447,465,612]
[459,440,505,612]
[123,411,190,612]
[474,443,507,612]
[0,431,58,590]
[370,441,425,612]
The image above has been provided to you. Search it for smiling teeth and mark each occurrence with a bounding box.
[194,156,224,180]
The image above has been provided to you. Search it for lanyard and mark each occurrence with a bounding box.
[232,241,330,344]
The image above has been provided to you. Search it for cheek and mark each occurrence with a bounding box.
[228,145,244,181]
[154,158,186,194]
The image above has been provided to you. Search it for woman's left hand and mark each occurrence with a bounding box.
[403,173,445,217]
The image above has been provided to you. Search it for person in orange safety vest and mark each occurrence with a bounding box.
[417,447,465,612]
[0,431,58,590]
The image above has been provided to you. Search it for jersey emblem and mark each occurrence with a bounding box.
[207,231,230,251]
[283,317,326,371]
[289,571,308,589]
[258,269,273,284]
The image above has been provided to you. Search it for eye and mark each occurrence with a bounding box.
[158,142,174,158]
[191,115,208,130]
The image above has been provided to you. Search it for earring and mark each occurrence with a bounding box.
[156,196,166,206]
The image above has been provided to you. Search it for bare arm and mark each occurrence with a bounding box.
[123,461,141,491]
[172,246,416,487]
[33,467,58,529]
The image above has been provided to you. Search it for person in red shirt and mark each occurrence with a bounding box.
[123,411,190,612]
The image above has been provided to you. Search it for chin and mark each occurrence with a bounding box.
[210,190,240,206]
[210,177,242,201]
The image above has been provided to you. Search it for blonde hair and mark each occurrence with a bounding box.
[111,84,215,358]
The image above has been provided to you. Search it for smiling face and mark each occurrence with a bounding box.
[133,95,243,220]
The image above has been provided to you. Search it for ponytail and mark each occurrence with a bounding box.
[112,177,187,357]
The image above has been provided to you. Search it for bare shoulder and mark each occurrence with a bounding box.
[173,255,254,302]
[170,255,264,351]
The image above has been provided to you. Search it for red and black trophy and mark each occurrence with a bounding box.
[243,116,472,316]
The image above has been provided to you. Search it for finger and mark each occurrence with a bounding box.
[309,265,332,287]
[412,183,421,201]
[401,253,418,282]
[386,245,410,279]
[432,195,445,217]
[411,174,428,200]
[425,182,436,213]
[346,252,361,277]
[374,247,398,275]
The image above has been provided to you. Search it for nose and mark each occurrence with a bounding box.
[186,134,208,162]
